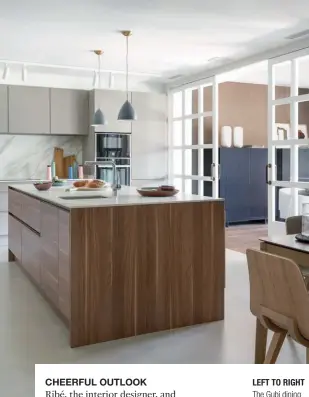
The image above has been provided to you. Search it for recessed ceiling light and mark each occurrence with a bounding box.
[168,74,183,80]
[207,57,221,62]
[285,29,309,40]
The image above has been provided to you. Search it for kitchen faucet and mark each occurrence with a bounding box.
[84,160,120,197]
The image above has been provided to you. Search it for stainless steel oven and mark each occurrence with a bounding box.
[95,133,131,185]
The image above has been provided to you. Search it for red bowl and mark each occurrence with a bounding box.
[33,181,52,191]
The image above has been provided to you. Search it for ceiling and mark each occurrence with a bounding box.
[222,55,309,88]
[2,0,309,82]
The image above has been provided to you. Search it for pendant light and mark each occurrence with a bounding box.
[91,50,107,126]
[118,30,137,121]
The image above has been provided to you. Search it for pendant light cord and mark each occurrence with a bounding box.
[126,35,129,100]
[98,54,101,89]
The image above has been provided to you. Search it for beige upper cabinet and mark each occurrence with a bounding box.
[51,88,89,135]
[8,86,50,134]
[131,92,167,122]
[0,86,8,133]
[92,90,132,133]
[130,91,168,180]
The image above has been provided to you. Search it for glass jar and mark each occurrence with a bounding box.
[302,203,309,236]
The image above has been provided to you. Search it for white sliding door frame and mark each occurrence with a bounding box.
[268,47,309,236]
[168,76,219,198]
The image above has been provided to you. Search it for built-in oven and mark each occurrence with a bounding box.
[95,133,131,185]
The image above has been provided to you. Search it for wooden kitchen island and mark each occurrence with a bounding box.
[8,185,225,348]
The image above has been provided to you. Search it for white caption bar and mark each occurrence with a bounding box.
[36,364,309,397]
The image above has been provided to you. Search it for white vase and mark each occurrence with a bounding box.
[233,126,244,148]
[221,126,232,147]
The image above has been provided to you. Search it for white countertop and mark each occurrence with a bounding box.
[9,184,223,209]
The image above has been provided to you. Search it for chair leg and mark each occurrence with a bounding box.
[255,318,268,364]
[264,332,286,364]
[306,348,309,364]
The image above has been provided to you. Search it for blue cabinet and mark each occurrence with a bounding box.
[204,148,267,224]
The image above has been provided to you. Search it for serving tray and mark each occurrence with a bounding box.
[137,189,179,197]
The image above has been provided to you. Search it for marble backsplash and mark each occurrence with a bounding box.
[0,135,83,180]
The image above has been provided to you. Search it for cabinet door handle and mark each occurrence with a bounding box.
[210,163,215,181]
[265,164,271,185]
[218,164,221,180]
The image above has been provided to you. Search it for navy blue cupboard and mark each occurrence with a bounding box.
[203,148,267,224]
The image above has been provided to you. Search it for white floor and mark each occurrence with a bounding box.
[0,248,305,395]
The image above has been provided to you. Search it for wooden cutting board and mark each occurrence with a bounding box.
[53,147,64,178]
[63,155,77,178]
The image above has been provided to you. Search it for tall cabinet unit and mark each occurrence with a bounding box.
[204,148,267,224]
[83,89,168,188]
[131,91,168,186]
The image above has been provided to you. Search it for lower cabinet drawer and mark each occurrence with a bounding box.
[8,215,22,261]
[21,194,41,232]
[21,226,40,284]
[41,267,59,308]
[8,189,22,219]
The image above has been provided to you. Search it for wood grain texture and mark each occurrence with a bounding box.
[70,201,225,347]
[8,214,22,262]
[21,225,41,284]
[21,194,41,232]
[58,209,71,321]
[8,189,22,219]
[247,248,309,363]
[40,202,59,308]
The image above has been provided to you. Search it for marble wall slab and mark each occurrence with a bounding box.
[0,135,83,180]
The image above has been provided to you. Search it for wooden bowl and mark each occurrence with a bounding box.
[33,181,52,191]
[137,188,179,197]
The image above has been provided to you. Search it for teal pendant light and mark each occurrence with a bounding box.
[118,31,137,121]
[91,50,107,126]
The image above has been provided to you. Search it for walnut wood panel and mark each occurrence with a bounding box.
[58,209,70,321]
[40,201,59,308]
[70,201,225,347]
[8,189,22,219]
[21,225,41,284]
[41,267,58,307]
[8,214,22,262]
[21,194,41,232]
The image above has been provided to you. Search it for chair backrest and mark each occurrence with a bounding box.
[285,215,302,235]
[246,248,309,340]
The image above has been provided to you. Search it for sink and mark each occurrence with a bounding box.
[58,195,108,200]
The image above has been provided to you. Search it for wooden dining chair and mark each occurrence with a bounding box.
[246,248,309,364]
[285,215,309,287]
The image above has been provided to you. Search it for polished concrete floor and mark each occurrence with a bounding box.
[0,247,305,396]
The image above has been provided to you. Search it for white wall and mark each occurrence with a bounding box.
[0,64,166,93]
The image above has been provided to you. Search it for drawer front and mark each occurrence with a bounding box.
[21,226,41,284]
[8,215,22,261]
[0,191,8,212]
[59,209,70,320]
[41,245,58,280]
[8,189,22,219]
[41,201,58,242]
[0,212,8,236]
[21,194,41,232]
[41,267,59,308]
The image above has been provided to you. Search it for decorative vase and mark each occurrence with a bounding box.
[221,126,232,147]
[233,126,244,148]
